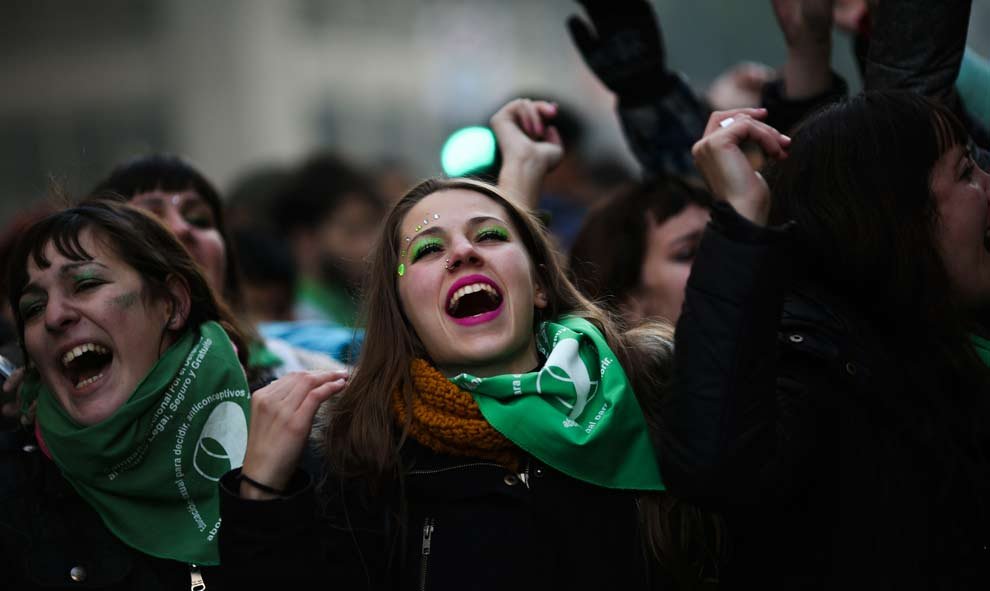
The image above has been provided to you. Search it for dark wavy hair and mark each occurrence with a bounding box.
[7,200,249,370]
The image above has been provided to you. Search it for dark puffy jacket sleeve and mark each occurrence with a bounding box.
[865,0,990,168]
[617,73,851,181]
[660,203,820,506]
[617,74,707,179]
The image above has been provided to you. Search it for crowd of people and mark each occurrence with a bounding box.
[1,0,989,589]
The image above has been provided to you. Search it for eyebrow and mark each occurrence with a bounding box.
[669,229,704,247]
[21,261,109,297]
[131,195,165,207]
[59,261,109,276]
[407,215,507,241]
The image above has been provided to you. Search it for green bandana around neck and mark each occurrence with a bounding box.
[971,334,990,367]
[449,316,664,491]
[20,321,251,566]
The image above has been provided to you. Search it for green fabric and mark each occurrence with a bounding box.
[247,340,283,370]
[296,277,359,326]
[449,316,664,491]
[970,333,990,367]
[21,321,251,566]
[957,48,990,131]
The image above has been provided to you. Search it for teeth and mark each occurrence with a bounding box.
[75,372,105,389]
[61,343,110,367]
[448,283,499,310]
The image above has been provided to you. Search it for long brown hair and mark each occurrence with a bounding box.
[325,177,722,583]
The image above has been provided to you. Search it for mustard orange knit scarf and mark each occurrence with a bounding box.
[392,359,519,469]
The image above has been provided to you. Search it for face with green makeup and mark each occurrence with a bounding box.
[397,189,548,378]
[19,229,189,426]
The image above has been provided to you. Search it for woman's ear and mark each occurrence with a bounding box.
[534,280,549,310]
[164,274,192,330]
[534,265,549,310]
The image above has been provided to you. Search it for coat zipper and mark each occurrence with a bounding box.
[420,517,435,591]
[189,564,206,591]
[519,459,531,489]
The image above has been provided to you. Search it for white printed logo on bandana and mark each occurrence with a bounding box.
[192,401,248,482]
[536,338,598,428]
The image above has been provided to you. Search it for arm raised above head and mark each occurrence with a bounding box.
[492,99,563,211]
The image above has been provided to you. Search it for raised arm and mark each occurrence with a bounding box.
[864,0,970,104]
[567,0,706,178]
[865,0,989,168]
[761,0,850,133]
[660,110,798,504]
[492,98,563,211]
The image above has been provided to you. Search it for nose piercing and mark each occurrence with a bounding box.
[444,258,452,271]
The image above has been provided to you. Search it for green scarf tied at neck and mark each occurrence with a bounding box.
[971,334,990,367]
[20,321,251,566]
[449,316,664,491]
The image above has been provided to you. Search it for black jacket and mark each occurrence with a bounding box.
[219,440,678,590]
[661,203,990,589]
[0,429,224,590]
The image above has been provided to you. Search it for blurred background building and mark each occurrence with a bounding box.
[1,0,987,218]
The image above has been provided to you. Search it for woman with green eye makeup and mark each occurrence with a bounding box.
[218,178,723,589]
[0,200,351,589]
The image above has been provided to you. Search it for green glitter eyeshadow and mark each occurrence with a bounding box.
[476,225,509,241]
[410,236,444,262]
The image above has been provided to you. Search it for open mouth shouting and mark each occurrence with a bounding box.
[446,274,504,326]
[59,342,113,392]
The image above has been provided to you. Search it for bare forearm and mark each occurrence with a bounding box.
[498,154,548,211]
[783,43,832,99]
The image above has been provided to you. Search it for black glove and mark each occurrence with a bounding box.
[566,0,677,105]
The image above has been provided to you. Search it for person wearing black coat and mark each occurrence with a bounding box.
[219,439,669,590]
[0,429,226,590]
[667,92,990,588]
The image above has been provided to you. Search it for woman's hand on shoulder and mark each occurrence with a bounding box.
[239,369,348,500]
[691,108,791,226]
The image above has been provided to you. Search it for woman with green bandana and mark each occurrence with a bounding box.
[218,178,721,589]
[0,200,347,590]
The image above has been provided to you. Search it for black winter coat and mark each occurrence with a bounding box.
[0,429,224,590]
[661,203,990,589]
[218,440,677,590]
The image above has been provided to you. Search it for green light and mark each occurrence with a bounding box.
[441,126,496,177]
